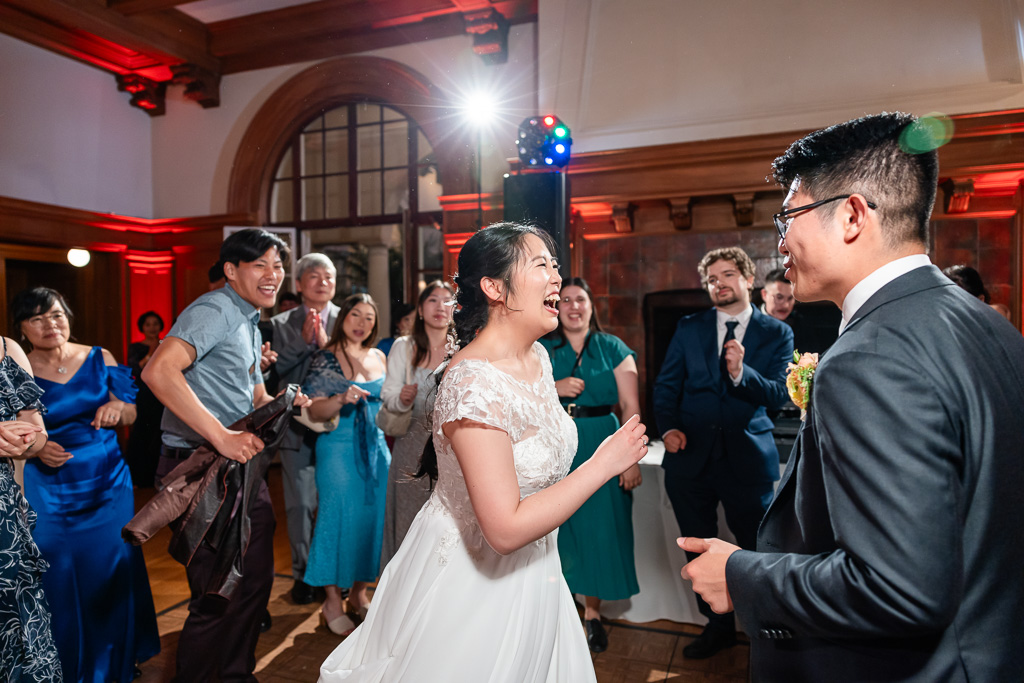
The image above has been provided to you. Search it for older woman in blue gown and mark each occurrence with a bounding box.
[14,287,159,683]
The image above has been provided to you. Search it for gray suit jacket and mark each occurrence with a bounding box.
[727,266,1024,682]
[270,302,340,450]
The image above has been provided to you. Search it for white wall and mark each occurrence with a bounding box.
[151,25,538,218]
[0,33,153,217]
[540,0,1024,152]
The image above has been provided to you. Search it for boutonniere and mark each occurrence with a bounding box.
[786,350,819,420]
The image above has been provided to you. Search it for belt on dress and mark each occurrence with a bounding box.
[161,445,197,460]
[565,404,613,419]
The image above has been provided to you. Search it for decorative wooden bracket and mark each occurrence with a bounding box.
[464,9,509,65]
[668,197,692,230]
[941,178,975,214]
[733,193,756,227]
[171,64,221,109]
[115,73,166,116]
[611,203,634,233]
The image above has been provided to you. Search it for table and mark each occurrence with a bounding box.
[595,441,737,627]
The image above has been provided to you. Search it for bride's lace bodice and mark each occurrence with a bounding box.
[425,342,577,562]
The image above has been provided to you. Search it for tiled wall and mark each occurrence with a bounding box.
[580,226,784,395]
[931,217,1014,306]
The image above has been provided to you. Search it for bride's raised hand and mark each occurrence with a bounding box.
[591,414,648,479]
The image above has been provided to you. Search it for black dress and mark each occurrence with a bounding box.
[124,341,164,487]
[0,340,62,682]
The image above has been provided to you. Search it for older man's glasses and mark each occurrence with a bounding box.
[773,195,877,241]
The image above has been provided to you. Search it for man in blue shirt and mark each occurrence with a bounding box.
[145,228,309,682]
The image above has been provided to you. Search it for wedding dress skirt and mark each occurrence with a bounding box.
[319,344,597,682]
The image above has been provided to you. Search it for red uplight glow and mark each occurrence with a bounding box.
[543,116,555,126]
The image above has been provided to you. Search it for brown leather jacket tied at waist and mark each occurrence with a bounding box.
[122,384,299,601]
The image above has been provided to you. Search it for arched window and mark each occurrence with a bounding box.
[268,102,442,226]
[228,57,473,308]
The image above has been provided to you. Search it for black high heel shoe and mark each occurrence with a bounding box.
[585,618,608,653]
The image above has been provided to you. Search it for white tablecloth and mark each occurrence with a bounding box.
[594,441,736,626]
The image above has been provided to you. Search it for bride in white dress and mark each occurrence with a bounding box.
[319,223,649,683]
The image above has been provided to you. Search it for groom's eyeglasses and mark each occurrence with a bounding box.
[773,195,877,241]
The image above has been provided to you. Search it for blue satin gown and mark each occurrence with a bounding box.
[24,347,159,683]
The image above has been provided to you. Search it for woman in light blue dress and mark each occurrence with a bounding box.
[304,293,390,636]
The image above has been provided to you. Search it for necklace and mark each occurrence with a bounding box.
[57,366,68,374]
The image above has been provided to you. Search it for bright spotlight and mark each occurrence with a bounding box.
[67,248,91,268]
[462,92,498,127]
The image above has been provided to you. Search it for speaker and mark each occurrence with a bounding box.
[503,172,571,277]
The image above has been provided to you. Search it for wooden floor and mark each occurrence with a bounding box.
[135,465,750,682]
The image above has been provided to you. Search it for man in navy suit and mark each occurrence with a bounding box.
[653,246,793,658]
[681,112,1024,681]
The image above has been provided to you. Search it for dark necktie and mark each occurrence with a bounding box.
[721,320,739,361]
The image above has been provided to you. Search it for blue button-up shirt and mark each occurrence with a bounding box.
[160,283,264,448]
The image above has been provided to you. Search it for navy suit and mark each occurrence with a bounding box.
[653,305,793,629]
[727,267,1024,681]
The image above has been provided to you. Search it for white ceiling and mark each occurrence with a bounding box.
[178,0,313,23]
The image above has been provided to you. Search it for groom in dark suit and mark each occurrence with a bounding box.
[653,246,793,658]
[682,112,1024,682]
[269,253,340,604]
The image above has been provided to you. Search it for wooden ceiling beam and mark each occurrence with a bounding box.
[209,0,449,56]
[108,0,203,17]
[4,0,218,74]
[212,0,535,73]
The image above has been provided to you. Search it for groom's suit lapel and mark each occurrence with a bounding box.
[761,265,953,528]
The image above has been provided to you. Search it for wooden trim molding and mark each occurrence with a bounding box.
[227,56,475,225]
[0,195,254,251]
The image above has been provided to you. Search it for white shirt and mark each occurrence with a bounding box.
[716,304,753,383]
[838,254,932,335]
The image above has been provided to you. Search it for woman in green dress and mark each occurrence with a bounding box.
[540,277,641,653]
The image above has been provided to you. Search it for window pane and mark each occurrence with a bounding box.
[324,106,348,129]
[275,147,293,179]
[356,103,381,124]
[303,115,323,133]
[383,121,408,167]
[302,132,323,175]
[419,225,443,270]
[271,180,293,223]
[383,169,407,214]
[357,125,382,171]
[358,172,382,216]
[325,175,349,219]
[418,164,442,212]
[417,130,433,163]
[382,105,404,122]
[302,178,324,221]
[325,128,349,174]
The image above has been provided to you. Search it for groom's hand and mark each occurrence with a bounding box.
[679,537,740,613]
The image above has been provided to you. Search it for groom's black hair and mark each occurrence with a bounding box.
[771,112,939,249]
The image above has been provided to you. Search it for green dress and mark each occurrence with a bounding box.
[540,332,639,600]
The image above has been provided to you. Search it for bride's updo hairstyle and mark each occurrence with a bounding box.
[449,222,556,350]
[416,222,557,480]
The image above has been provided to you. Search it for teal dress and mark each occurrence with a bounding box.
[303,350,391,587]
[540,332,639,600]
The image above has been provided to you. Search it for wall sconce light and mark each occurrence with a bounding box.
[67,249,91,268]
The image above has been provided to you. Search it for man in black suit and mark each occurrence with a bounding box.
[653,246,793,658]
[269,253,340,604]
[681,112,1024,682]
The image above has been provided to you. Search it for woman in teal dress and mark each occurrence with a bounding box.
[303,293,390,637]
[14,287,159,682]
[540,277,641,653]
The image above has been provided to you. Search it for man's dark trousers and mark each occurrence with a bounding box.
[157,455,276,682]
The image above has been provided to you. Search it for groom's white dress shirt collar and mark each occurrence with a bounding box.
[838,254,932,335]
